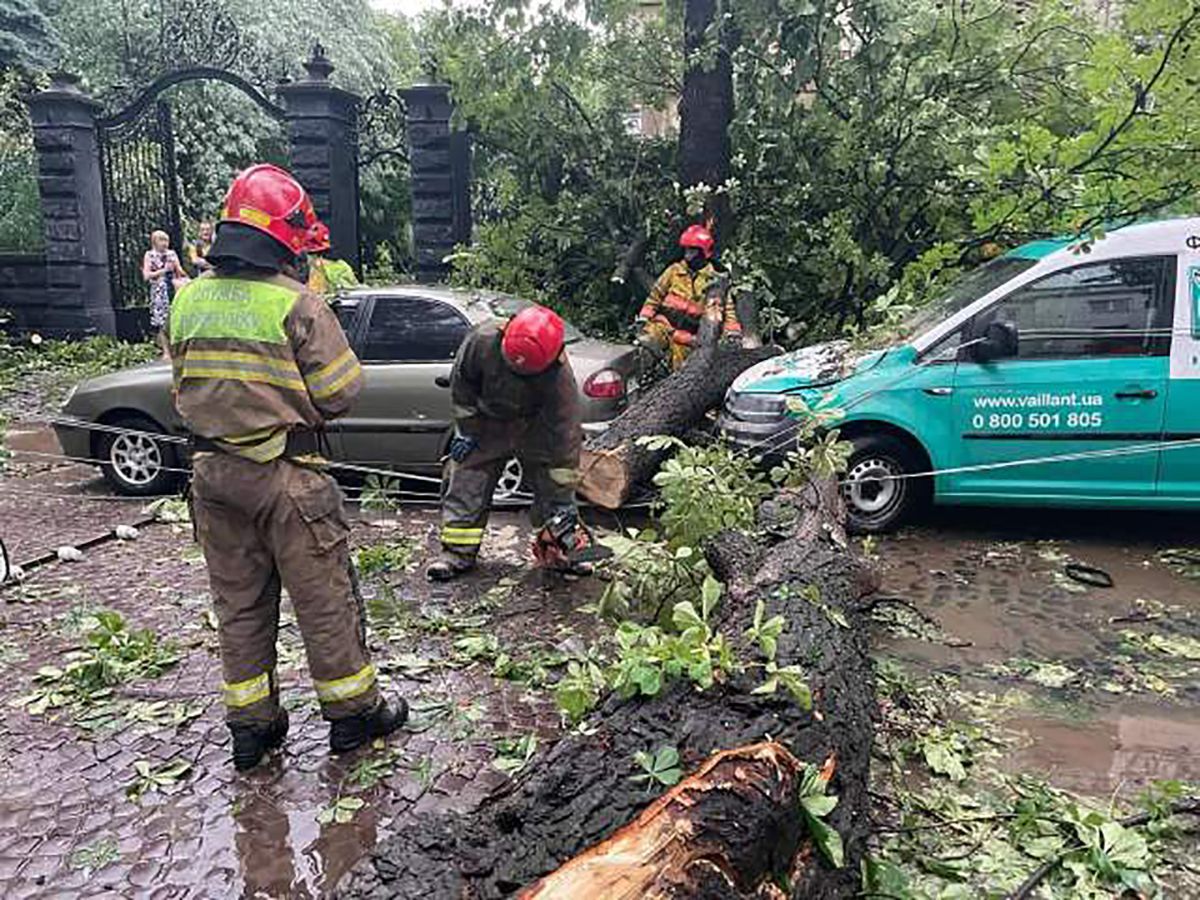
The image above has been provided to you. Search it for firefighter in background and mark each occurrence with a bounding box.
[425,305,590,581]
[305,222,360,297]
[637,224,741,369]
[169,164,405,772]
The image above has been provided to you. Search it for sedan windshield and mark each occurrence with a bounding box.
[901,256,1038,341]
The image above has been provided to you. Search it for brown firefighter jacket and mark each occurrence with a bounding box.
[168,271,363,460]
[450,319,581,467]
[639,260,741,347]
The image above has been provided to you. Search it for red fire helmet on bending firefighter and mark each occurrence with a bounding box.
[679,224,715,259]
[219,164,322,256]
[501,306,566,375]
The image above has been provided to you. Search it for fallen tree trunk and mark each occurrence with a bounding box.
[580,293,778,509]
[336,477,878,900]
[520,742,812,899]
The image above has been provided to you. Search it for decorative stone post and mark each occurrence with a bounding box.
[402,82,471,283]
[279,44,362,274]
[26,73,116,336]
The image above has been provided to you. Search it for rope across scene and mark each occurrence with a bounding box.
[23,410,1200,496]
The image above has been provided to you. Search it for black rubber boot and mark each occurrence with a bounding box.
[425,552,475,583]
[229,709,289,772]
[329,697,409,754]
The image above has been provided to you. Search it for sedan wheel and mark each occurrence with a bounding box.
[98,418,179,496]
[493,457,527,503]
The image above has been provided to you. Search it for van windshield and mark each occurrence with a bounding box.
[902,256,1038,341]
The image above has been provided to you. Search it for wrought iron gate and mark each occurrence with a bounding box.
[97,101,183,312]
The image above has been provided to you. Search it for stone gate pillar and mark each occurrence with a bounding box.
[27,73,115,336]
[279,45,361,274]
[402,82,471,283]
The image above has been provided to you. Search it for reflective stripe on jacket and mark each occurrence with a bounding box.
[639,260,740,341]
[168,273,363,461]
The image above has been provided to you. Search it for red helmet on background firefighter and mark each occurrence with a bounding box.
[678,224,715,259]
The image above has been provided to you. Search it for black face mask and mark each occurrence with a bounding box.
[686,253,706,272]
[295,253,311,283]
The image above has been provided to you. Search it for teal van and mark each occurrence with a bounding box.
[719,217,1200,532]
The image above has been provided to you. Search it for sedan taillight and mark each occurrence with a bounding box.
[583,369,625,400]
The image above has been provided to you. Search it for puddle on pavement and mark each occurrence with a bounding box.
[1004,704,1200,796]
[877,507,1200,796]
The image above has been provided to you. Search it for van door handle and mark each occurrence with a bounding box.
[923,387,953,396]
[1114,389,1157,400]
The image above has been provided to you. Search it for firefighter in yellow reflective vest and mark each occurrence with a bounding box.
[169,164,406,771]
[637,224,741,369]
[304,222,360,297]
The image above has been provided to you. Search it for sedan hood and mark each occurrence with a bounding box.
[731,340,887,394]
[68,361,172,399]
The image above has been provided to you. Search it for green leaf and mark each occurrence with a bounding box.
[801,793,839,818]
[1100,820,1149,870]
[671,601,704,632]
[921,734,967,781]
[700,575,722,619]
[803,809,844,868]
[654,745,680,770]
[752,676,778,695]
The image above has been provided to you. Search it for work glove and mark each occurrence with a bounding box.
[448,431,478,463]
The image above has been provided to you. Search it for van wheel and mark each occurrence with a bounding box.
[842,434,929,534]
[97,416,180,496]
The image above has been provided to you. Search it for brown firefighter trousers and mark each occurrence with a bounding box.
[440,420,578,560]
[191,453,379,726]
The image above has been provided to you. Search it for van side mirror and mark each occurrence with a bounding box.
[973,320,1019,362]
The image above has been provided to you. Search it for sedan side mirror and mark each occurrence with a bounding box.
[974,320,1019,362]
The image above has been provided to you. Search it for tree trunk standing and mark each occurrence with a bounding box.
[334,479,879,900]
[680,0,735,247]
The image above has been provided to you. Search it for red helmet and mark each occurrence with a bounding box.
[306,221,332,254]
[219,164,321,256]
[501,306,566,375]
[679,224,715,259]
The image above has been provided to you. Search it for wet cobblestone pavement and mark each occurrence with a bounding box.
[0,447,596,899]
[3,436,1200,896]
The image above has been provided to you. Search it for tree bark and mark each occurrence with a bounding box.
[335,478,879,900]
[580,283,776,509]
[519,742,815,899]
[680,0,735,248]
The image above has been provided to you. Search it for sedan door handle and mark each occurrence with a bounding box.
[434,375,451,389]
[1114,389,1157,400]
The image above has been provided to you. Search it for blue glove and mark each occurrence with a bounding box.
[448,431,478,463]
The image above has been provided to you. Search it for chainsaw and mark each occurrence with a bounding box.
[534,508,613,569]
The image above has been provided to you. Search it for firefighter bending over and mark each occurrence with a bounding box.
[637,224,741,369]
[426,305,593,581]
[169,164,405,772]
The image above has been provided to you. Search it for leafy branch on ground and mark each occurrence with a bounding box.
[870,659,1200,897]
[11,609,179,724]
